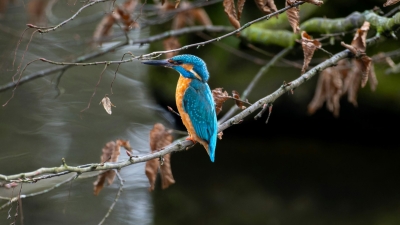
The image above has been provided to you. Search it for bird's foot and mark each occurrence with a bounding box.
[185,137,197,144]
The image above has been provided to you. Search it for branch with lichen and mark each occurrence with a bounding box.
[241,10,400,48]
[0,36,380,185]
[0,1,303,102]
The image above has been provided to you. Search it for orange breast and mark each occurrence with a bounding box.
[176,75,196,137]
[175,75,210,152]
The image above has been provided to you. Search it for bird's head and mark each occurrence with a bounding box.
[142,54,210,82]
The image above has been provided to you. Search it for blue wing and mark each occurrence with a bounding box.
[183,80,218,162]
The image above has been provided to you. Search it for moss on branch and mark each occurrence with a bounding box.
[300,12,365,33]
[364,11,400,34]
[241,27,297,47]
[241,10,400,47]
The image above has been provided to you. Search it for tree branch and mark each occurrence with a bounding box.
[0,36,380,184]
[97,171,124,225]
[29,0,113,33]
[0,174,78,210]
[0,26,232,93]
[219,47,293,123]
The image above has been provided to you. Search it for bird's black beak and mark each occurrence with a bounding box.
[141,59,173,68]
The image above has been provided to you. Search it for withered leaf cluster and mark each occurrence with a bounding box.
[301,31,321,74]
[341,22,373,87]
[93,0,139,45]
[162,1,212,58]
[145,123,175,191]
[254,0,277,16]
[212,88,248,115]
[384,0,400,7]
[223,0,241,30]
[99,95,116,115]
[309,22,378,117]
[308,60,349,117]
[286,0,324,33]
[286,0,300,33]
[223,0,279,30]
[93,139,132,195]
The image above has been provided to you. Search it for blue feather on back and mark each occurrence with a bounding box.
[182,79,217,161]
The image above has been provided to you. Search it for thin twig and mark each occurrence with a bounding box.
[98,171,124,225]
[0,37,377,183]
[0,174,78,211]
[219,47,292,123]
[3,59,42,107]
[0,26,232,93]
[139,1,305,59]
[81,63,109,113]
[0,4,381,185]
[29,0,112,33]
[11,27,30,71]
[12,30,38,82]
[196,32,267,65]
[385,4,400,17]
[246,43,303,68]
[111,52,134,94]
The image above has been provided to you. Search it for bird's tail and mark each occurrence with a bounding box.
[207,131,217,162]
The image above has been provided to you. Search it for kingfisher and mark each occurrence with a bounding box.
[142,54,218,162]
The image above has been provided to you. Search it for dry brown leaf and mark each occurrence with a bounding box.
[192,8,213,26]
[301,31,321,74]
[341,21,372,88]
[223,0,241,29]
[212,88,230,115]
[93,141,122,195]
[359,55,372,87]
[384,0,400,7]
[145,123,175,191]
[116,139,132,152]
[99,95,116,115]
[171,2,212,29]
[308,60,350,117]
[93,0,138,45]
[172,12,187,30]
[286,0,300,33]
[232,90,246,109]
[93,14,115,45]
[145,158,159,191]
[255,0,278,16]
[368,63,378,91]
[237,0,246,20]
[163,37,181,59]
[160,153,174,189]
[114,6,140,32]
[27,0,51,25]
[351,22,370,52]
[122,0,138,12]
[0,0,9,17]
[175,0,181,8]
[343,60,362,106]
[303,0,324,6]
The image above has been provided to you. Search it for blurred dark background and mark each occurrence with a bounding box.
[1,0,400,224]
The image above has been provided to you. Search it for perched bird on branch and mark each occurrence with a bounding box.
[142,54,218,162]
